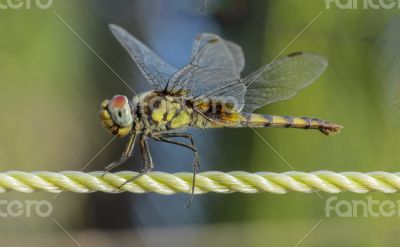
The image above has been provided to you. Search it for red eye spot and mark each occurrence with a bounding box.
[110,95,127,109]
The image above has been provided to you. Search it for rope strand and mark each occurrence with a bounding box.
[1,171,400,194]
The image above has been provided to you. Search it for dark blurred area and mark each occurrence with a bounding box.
[2,0,400,246]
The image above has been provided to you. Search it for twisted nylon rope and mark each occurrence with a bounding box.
[1,171,400,194]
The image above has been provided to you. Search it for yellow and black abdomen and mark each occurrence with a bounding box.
[245,113,342,135]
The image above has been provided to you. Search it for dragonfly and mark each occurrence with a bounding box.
[100,24,342,205]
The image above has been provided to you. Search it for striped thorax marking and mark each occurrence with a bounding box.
[136,92,194,134]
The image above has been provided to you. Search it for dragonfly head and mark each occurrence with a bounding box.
[99,95,133,138]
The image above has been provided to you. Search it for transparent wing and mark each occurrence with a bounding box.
[166,33,245,110]
[242,52,328,112]
[190,33,245,75]
[109,24,177,91]
[225,40,245,74]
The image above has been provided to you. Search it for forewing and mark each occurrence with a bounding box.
[242,52,328,112]
[109,24,177,91]
[166,33,245,110]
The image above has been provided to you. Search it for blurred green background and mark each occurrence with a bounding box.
[1,0,400,246]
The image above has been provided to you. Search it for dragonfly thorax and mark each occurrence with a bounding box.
[99,95,134,137]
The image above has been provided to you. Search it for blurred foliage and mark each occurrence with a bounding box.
[1,0,400,246]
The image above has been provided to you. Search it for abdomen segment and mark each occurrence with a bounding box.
[245,113,342,135]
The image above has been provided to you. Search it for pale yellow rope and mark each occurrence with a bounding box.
[1,171,400,194]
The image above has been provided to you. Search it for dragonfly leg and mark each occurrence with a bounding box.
[118,135,153,188]
[153,133,200,208]
[102,133,137,176]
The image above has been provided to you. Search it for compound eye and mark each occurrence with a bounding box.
[108,95,133,127]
